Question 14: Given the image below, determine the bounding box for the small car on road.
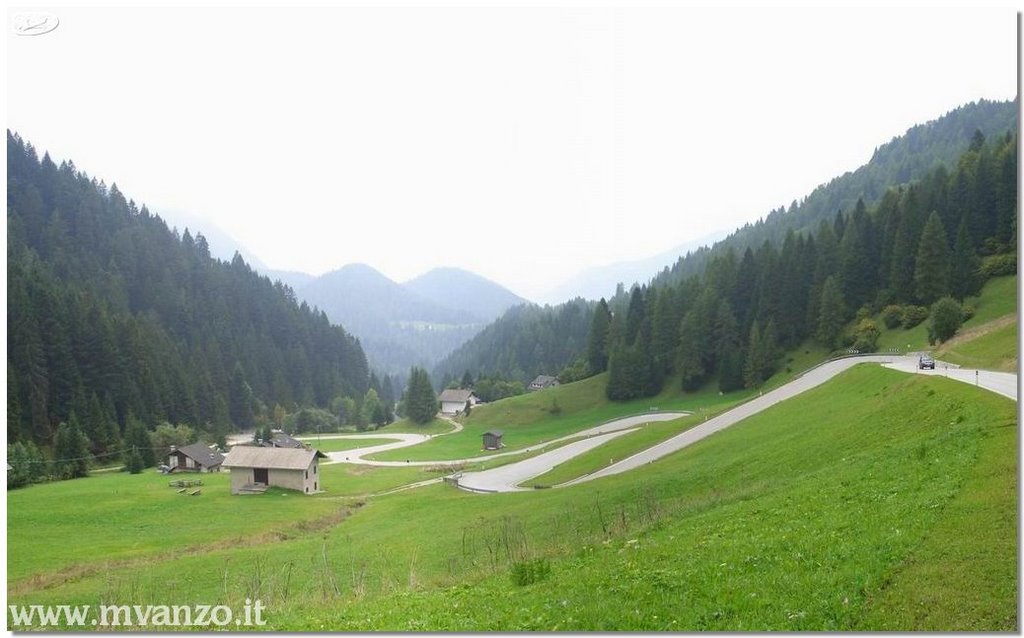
[918,354,936,370]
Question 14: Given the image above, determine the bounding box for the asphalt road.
[560,354,1017,488]
[277,355,1015,494]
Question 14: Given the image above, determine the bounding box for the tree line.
[591,129,1016,400]
[6,131,372,466]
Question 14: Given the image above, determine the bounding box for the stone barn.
[221,446,327,495]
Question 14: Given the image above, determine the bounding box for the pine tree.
[816,276,846,350]
[586,299,612,374]
[405,367,437,424]
[949,217,981,301]
[124,414,156,468]
[914,211,951,305]
[53,417,91,479]
[125,447,145,474]
[743,322,764,389]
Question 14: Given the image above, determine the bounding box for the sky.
[6,4,1019,300]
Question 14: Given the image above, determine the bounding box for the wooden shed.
[482,430,504,451]
[221,446,327,495]
[168,442,225,473]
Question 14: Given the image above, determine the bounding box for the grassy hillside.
[876,275,1016,354]
[8,365,1016,631]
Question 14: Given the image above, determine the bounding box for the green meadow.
[8,364,1016,631]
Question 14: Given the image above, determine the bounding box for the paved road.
[560,355,1017,488]
[881,358,1017,401]
[321,411,688,468]
[456,414,688,492]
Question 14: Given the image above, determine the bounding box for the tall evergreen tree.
[950,217,981,301]
[914,211,951,305]
[586,299,612,375]
[816,276,846,350]
[405,367,437,425]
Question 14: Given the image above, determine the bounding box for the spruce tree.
[949,217,981,301]
[405,367,437,424]
[816,276,846,350]
[586,299,612,374]
[914,211,951,305]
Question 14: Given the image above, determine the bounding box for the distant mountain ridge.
[285,263,528,377]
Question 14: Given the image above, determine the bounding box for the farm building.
[267,432,308,449]
[528,375,560,391]
[482,430,504,450]
[168,443,225,472]
[221,447,327,495]
[438,389,479,415]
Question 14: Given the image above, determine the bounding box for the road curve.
[321,411,688,468]
[560,355,1017,488]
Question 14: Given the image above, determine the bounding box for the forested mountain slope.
[654,98,1018,287]
[438,99,1017,389]
[6,132,370,452]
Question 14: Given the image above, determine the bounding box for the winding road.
[275,355,1015,495]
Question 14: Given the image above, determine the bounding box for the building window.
[305,470,308,479]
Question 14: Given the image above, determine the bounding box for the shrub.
[852,318,881,353]
[901,305,929,329]
[880,305,904,329]
[510,558,551,586]
[980,253,1016,278]
[961,303,976,322]
[929,297,963,344]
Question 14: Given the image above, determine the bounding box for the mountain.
[154,206,269,269]
[440,98,1018,386]
[264,269,316,292]
[299,263,478,331]
[6,131,370,450]
[403,267,528,321]
[290,264,526,377]
[536,230,730,304]
[655,98,1019,288]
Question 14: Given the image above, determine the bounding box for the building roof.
[529,375,558,386]
[270,432,308,449]
[483,430,503,437]
[222,446,326,470]
[438,388,476,403]
[176,442,225,467]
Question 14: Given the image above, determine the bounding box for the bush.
[980,253,1016,278]
[880,305,904,329]
[852,318,881,352]
[901,305,929,329]
[510,558,551,586]
[929,297,964,344]
[961,303,976,322]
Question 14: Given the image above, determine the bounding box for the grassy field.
[936,315,1017,372]
[523,412,705,487]
[876,275,1016,354]
[8,365,1016,631]
[305,437,397,453]
[368,371,757,462]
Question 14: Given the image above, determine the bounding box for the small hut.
[482,430,504,450]
[168,443,225,472]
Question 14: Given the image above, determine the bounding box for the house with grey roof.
[168,442,225,472]
[528,375,560,391]
[221,446,326,495]
[438,388,478,415]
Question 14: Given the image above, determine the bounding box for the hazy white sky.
[6,4,1019,299]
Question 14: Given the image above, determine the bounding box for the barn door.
[253,467,269,484]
